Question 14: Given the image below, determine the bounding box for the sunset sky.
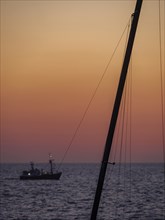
[1,0,165,163]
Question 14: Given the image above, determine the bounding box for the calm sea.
[0,163,165,220]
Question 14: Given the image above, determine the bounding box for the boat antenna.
[30,162,34,171]
[49,153,54,174]
[90,0,143,219]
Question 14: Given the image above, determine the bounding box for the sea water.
[0,163,165,220]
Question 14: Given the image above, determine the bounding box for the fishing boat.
[20,157,62,180]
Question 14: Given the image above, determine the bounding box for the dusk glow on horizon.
[1,0,165,163]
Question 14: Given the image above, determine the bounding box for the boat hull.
[20,172,62,180]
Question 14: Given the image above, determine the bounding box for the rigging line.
[122,11,132,165]
[109,25,131,219]
[164,0,165,124]
[124,77,130,195]
[109,98,124,186]
[121,19,132,218]
[108,20,131,182]
[108,20,131,184]
[113,107,123,219]
[119,83,127,218]
[110,104,124,220]
[112,76,130,219]
[112,94,125,164]
[114,87,127,220]
[159,0,165,218]
[159,0,165,149]
[124,16,132,182]
[125,54,133,216]
[124,18,133,207]
[118,52,133,219]
[109,16,131,162]
[129,52,133,205]
[116,54,133,217]
[58,17,132,169]
[114,72,129,219]
[107,89,129,199]
[114,18,132,218]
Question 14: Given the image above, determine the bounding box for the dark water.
[0,163,165,220]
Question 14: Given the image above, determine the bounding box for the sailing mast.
[90,0,143,219]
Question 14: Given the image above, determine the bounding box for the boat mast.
[49,159,53,174]
[90,0,143,219]
[49,154,53,174]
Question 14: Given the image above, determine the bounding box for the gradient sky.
[1,0,165,163]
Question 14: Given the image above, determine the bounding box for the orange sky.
[1,0,165,163]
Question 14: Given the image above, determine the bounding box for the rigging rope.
[109,18,131,168]
[114,55,133,220]
[58,17,132,169]
[114,80,129,219]
[159,0,165,150]
[111,19,132,219]
[158,0,165,218]
[129,52,133,206]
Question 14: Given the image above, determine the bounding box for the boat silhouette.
[20,156,62,180]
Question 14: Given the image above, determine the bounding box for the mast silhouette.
[90,0,143,219]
